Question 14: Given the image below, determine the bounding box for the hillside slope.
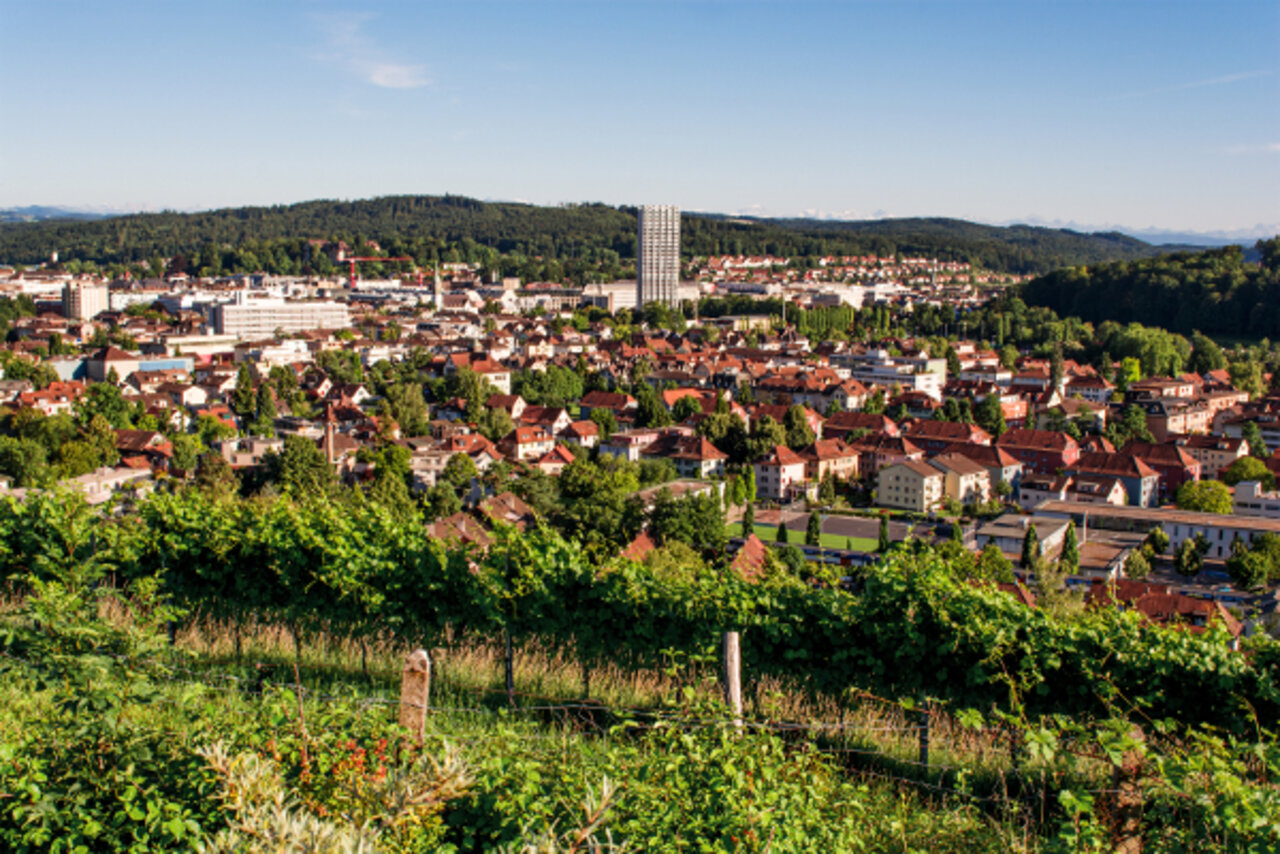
[0,195,1188,275]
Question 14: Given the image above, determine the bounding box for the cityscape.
[0,1,1277,851]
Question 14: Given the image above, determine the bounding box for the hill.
[1019,240,1280,339]
[0,194,1187,276]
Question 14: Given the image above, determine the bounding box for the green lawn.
[727,523,880,552]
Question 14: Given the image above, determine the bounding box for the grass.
[727,522,880,551]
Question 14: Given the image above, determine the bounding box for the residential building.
[876,459,944,512]
[801,438,860,483]
[1067,452,1160,508]
[1174,434,1248,479]
[637,204,680,308]
[929,453,991,505]
[753,444,810,502]
[995,428,1081,475]
[62,280,109,321]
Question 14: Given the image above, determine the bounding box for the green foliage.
[1022,245,1280,339]
[1222,455,1276,490]
[1021,523,1041,569]
[1175,480,1233,515]
[805,511,822,546]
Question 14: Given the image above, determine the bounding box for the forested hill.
[0,194,1189,276]
[1019,240,1280,339]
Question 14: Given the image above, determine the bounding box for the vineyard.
[1,487,1278,851]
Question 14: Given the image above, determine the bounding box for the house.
[477,491,538,530]
[801,438,860,483]
[1086,579,1243,647]
[498,426,556,461]
[1173,434,1248,480]
[995,429,1081,475]
[535,443,577,476]
[901,419,991,455]
[562,420,599,448]
[1067,452,1160,508]
[520,405,574,436]
[941,442,1024,495]
[753,445,811,502]
[848,433,925,478]
[1121,442,1201,499]
[1018,473,1127,511]
[486,394,527,421]
[729,533,770,582]
[876,459,945,512]
[657,435,728,480]
[426,511,493,549]
[929,453,991,506]
[822,411,899,439]
[69,465,154,505]
[580,390,638,420]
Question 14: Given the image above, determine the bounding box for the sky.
[2,0,1278,237]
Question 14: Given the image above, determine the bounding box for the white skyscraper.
[636,204,680,309]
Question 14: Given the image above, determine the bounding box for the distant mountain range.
[0,206,118,224]
[0,195,1269,275]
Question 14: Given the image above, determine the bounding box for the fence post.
[721,631,742,729]
[1110,725,1145,854]
[399,648,431,744]
[917,706,930,769]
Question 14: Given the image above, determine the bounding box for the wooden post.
[917,706,930,769]
[504,629,515,708]
[399,648,431,744]
[722,631,742,729]
[1109,725,1145,854]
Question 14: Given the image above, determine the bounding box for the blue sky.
[2,0,1277,236]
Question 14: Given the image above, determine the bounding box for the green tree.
[441,453,478,491]
[1145,526,1170,555]
[975,542,1015,583]
[193,450,238,497]
[1059,521,1079,573]
[878,515,890,553]
[250,383,277,436]
[974,394,1006,437]
[169,433,204,473]
[783,405,816,450]
[589,407,617,440]
[1241,421,1268,459]
[1173,534,1209,578]
[776,519,789,544]
[741,501,754,537]
[1175,480,1233,514]
[1124,548,1151,579]
[232,363,256,418]
[1221,456,1276,490]
[1021,523,1041,569]
[1187,331,1227,374]
[805,511,822,546]
[272,435,338,498]
[671,395,701,422]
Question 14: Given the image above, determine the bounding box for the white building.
[1233,481,1280,519]
[637,204,680,308]
[211,293,351,338]
[63,280,110,320]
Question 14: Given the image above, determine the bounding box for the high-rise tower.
[636,204,680,309]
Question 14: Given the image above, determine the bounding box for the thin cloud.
[1223,142,1280,155]
[1102,69,1271,102]
[312,12,429,89]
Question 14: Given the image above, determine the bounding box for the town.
[0,206,1275,650]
